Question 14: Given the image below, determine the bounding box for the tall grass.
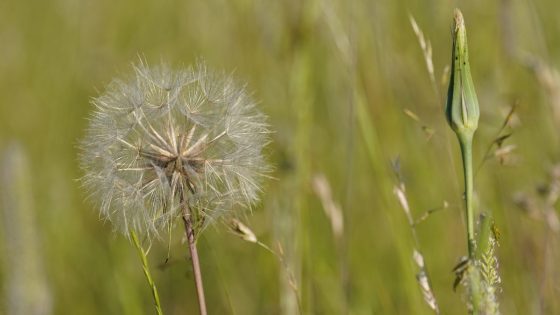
[1,0,560,314]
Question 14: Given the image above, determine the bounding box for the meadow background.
[1,0,560,314]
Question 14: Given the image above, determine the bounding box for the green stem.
[459,133,481,315]
[130,230,164,315]
[459,133,476,259]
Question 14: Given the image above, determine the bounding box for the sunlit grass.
[1,0,560,314]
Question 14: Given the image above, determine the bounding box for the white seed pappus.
[79,61,270,238]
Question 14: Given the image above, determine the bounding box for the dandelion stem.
[459,133,476,259]
[130,230,164,315]
[182,205,207,315]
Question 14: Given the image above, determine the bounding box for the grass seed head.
[229,218,258,243]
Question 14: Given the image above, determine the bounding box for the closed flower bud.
[445,9,479,140]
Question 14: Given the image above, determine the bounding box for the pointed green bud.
[445,9,479,140]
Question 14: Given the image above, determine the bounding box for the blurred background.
[1,0,560,314]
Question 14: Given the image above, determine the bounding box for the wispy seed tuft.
[79,60,271,239]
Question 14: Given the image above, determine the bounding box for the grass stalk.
[130,230,164,315]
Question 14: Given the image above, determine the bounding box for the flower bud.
[445,9,479,139]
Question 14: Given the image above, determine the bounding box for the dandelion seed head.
[79,61,271,239]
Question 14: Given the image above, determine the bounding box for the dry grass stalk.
[311,174,344,239]
[228,219,302,314]
[513,164,560,312]
[393,172,440,314]
[514,164,560,232]
[521,54,560,126]
[409,14,439,102]
[413,250,440,314]
[403,108,436,141]
[1,145,52,315]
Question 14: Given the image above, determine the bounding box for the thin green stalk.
[130,230,164,315]
[459,133,476,259]
[459,133,482,315]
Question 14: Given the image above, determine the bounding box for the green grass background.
[1,0,560,314]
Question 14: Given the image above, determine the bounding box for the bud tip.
[453,9,464,33]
